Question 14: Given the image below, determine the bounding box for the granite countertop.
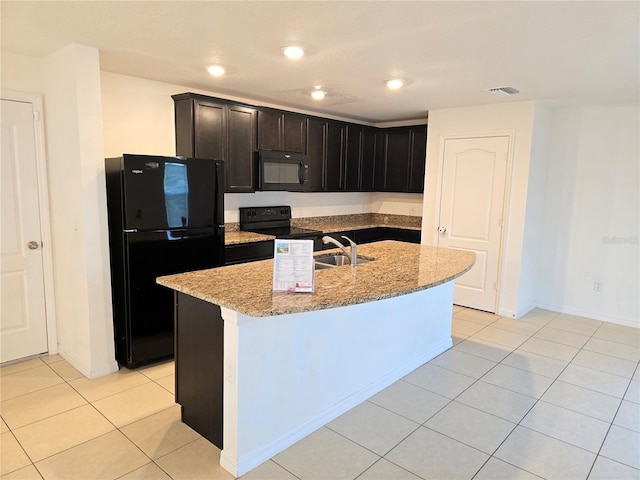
[224,213,422,245]
[158,240,475,317]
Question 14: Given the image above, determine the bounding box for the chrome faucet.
[322,235,358,266]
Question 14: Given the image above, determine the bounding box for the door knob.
[27,241,40,250]
[438,227,447,235]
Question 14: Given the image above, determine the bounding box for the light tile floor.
[1,308,639,479]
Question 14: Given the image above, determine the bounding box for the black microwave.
[258,151,309,191]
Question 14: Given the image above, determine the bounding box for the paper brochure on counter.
[272,239,315,292]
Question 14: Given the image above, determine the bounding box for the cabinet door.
[194,100,225,160]
[361,127,377,191]
[374,132,386,191]
[225,240,274,265]
[385,227,421,243]
[345,125,362,191]
[175,293,223,448]
[227,105,257,192]
[283,113,307,153]
[353,228,381,244]
[173,97,196,157]
[258,110,307,153]
[384,128,411,192]
[408,126,427,193]
[257,110,282,151]
[306,118,326,191]
[325,122,346,191]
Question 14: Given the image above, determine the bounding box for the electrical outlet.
[593,280,602,292]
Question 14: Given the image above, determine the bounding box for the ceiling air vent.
[488,86,520,96]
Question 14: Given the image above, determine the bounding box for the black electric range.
[239,206,323,250]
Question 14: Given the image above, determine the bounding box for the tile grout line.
[352,310,548,479]
[452,309,633,479]
[483,322,620,479]
[3,360,186,480]
[585,360,640,477]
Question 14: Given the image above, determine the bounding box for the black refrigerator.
[105,154,225,368]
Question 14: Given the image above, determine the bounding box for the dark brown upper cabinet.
[361,128,377,191]
[173,92,425,194]
[408,125,427,193]
[172,93,256,193]
[258,109,306,153]
[226,105,257,193]
[305,117,327,192]
[345,125,377,191]
[183,98,226,160]
[324,121,347,191]
[375,125,427,193]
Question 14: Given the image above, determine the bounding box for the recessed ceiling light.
[283,46,304,59]
[207,65,225,76]
[311,90,326,100]
[385,79,404,90]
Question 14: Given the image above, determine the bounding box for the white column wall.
[517,104,552,315]
[43,45,117,377]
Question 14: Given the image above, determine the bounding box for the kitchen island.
[157,241,474,477]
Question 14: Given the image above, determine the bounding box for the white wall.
[517,104,552,314]
[43,45,117,377]
[0,51,44,93]
[423,100,639,326]
[539,103,639,327]
[100,72,423,222]
[3,49,117,376]
[421,101,538,318]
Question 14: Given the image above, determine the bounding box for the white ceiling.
[2,1,638,123]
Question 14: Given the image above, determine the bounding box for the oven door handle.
[298,161,304,184]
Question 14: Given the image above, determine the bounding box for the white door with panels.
[1,98,49,363]
[437,136,510,313]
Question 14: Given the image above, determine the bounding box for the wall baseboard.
[57,348,119,379]
[536,302,639,328]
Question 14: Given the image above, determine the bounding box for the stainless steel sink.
[314,254,373,268]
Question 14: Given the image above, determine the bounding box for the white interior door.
[1,99,49,363]
[437,136,509,313]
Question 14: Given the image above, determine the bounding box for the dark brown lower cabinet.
[175,293,224,449]
[321,228,420,248]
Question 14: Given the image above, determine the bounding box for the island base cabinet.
[175,292,224,449]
